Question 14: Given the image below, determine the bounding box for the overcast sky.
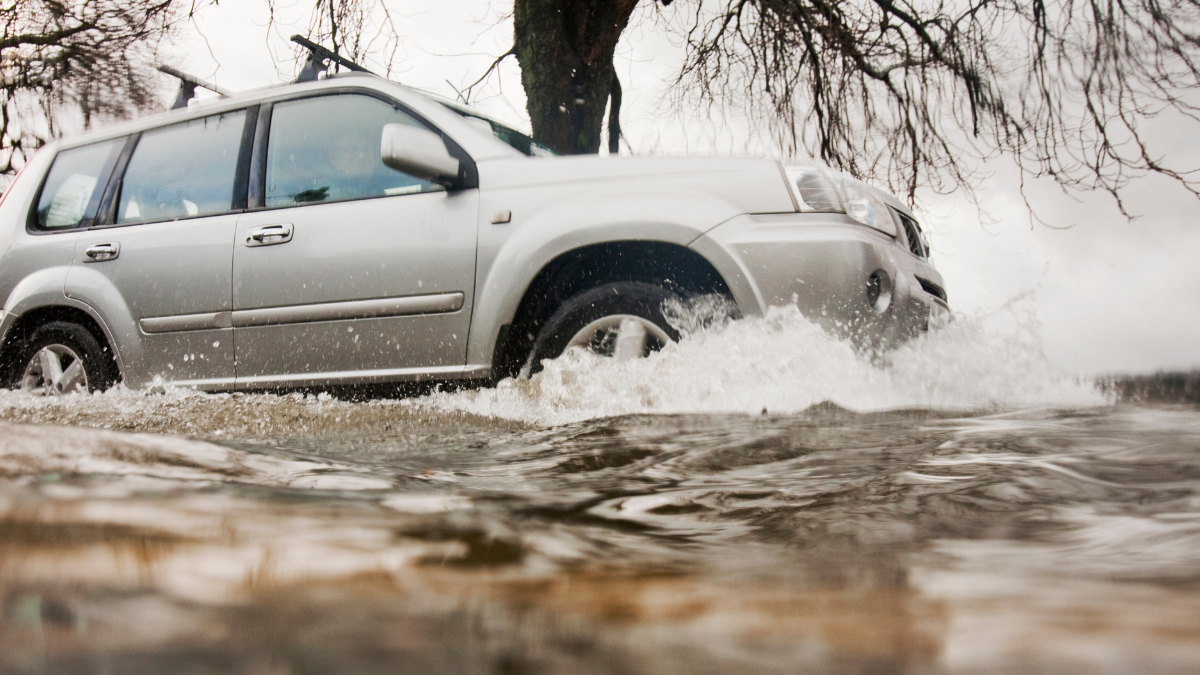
[167,0,1200,375]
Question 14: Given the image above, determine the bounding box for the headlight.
[782,164,900,238]
[841,182,899,237]
[783,166,843,212]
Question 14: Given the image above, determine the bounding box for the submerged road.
[0,313,1196,674]
[1,387,1198,674]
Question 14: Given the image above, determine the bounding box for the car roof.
[44,72,522,162]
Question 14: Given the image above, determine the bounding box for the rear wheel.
[525,282,682,374]
[8,321,116,395]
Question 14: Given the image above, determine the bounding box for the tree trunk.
[513,0,638,155]
[608,74,622,154]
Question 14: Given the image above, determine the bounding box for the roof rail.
[158,65,233,110]
[291,35,376,82]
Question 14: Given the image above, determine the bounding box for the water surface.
[1,310,1196,674]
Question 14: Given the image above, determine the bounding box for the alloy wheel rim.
[565,315,672,361]
[21,344,88,396]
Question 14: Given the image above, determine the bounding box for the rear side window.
[265,94,438,207]
[117,110,247,224]
[34,139,123,230]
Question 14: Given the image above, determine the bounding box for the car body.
[0,72,947,394]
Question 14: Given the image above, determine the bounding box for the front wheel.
[8,321,116,395]
[525,282,682,374]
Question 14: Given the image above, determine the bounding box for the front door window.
[265,94,438,207]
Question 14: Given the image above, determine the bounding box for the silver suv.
[0,71,947,395]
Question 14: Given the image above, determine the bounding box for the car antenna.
[158,65,233,110]
[291,35,376,82]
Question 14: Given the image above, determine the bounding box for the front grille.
[917,276,948,304]
[895,212,928,259]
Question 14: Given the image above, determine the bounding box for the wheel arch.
[1,304,122,384]
[488,240,734,379]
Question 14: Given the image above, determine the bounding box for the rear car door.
[65,108,254,388]
[4,138,124,326]
[231,93,478,388]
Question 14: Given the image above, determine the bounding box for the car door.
[65,108,254,388]
[232,93,478,388]
[5,137,123,328]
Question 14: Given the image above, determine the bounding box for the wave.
[417,304,1106,425]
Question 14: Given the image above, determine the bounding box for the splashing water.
[0,303,1103,434]
[0,303,1195,673]
[419,305,1106,426]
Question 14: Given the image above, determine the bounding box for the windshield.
[438,101,555,157]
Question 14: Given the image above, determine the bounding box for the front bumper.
[690,213,948,348]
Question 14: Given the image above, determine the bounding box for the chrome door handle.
[246,223,293,247]
[83,243,120,262]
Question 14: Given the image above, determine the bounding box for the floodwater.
[1,306,1198,674]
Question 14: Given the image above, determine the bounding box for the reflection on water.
[2,400,1199,674]
[0,311,1195,673]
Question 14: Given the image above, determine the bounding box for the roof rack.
[158,65,233,110]
[291,35,377,82]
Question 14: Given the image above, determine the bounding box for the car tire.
[8,321,117,395]
[525,282,683,375]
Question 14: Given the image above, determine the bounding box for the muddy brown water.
[0,382,1197,674]
[0,308,1195,674]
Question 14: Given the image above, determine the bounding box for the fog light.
[867,270,892,313]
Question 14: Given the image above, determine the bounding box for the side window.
[265,94,438,207]
[117,110,247,224]
[33,139,123,230]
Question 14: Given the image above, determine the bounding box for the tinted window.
[448,107,554,157]
[34,139,123,230]
[117,110,246,224]
[266,94,438,207]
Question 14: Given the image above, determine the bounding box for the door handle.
[83,243,120,262]
[245,223,293,247]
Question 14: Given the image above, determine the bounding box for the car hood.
[475,155,798,216]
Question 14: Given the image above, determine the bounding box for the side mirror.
[380,124,460,187]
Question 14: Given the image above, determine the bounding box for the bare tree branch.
[0,0,200,177]
[670,0,1200,212]
[272,0,396,73]
[461,47,516,103]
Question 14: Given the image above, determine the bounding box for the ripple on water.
[0,310,1193,673]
